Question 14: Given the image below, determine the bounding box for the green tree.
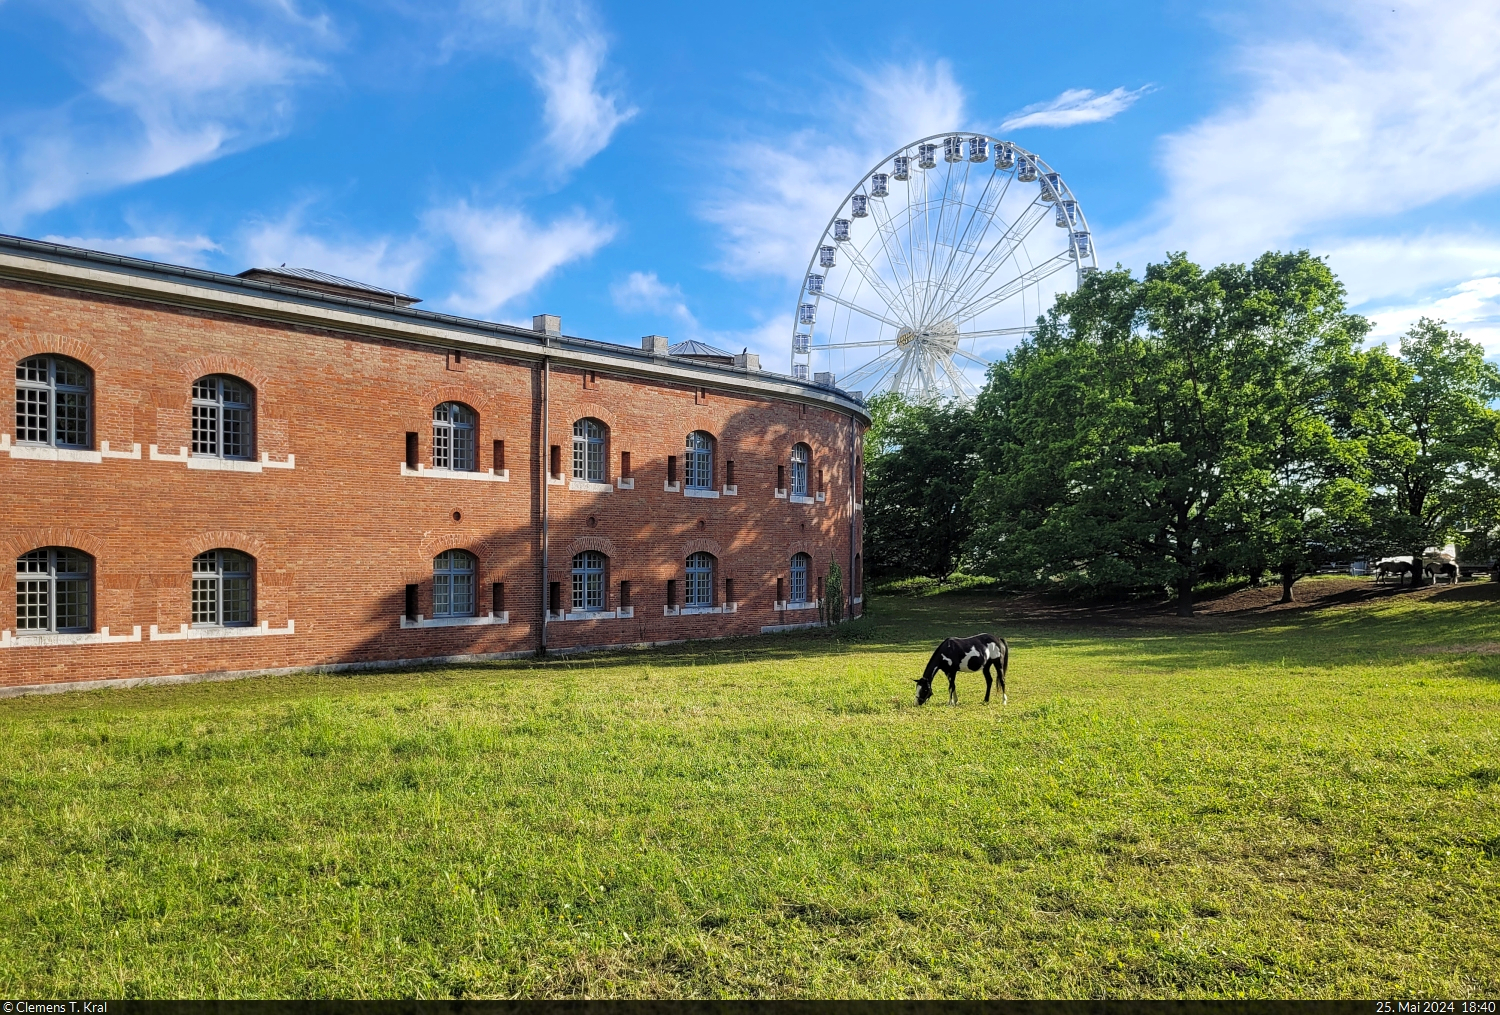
[1346,318,1500,584]
[862,393,978,578]
[968,251,1364,613]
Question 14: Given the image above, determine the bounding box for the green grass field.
[1,583,1497,998]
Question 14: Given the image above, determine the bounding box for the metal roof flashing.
[0,233,869,422]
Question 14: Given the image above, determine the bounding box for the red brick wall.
[0,280,865,690]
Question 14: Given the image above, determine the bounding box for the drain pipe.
[539,353,551,656]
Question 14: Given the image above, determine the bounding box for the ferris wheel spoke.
[817,338,901,350]
[954,325,1034,340]
[840,242,910,328]
[962,252,1076,321]
[815,290,906,330]
[953,348,994,368]
[934,200,1051,321]
[838,345,903,388]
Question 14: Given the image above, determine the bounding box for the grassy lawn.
[1,583,1497,998]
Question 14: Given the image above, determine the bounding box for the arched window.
[790,552,811,604]
[16,355,91,449]
[790,443,811,496]
[192,375,254,460]
[16,547,92,633]
[685,431,714,490]
[571,550,606,611]
[686,551,714,606]
[433,402,476,471]
[433,550,476,618]
[191,549,254,627]
[572,419,606,482]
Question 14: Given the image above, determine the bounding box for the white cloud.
[1321,232,1500,306]
[1364,275,1500,353]
[427,200,614,315]
[452,0,634,172]
[610,271,696,327]
[240,208,429,295]
[1120,2,1500,266]
[40,231,221,266]
[0,0,326,226]
[1000,87,1148,131]
[701,60,967,282]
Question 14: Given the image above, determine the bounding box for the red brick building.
[0,236,867,695]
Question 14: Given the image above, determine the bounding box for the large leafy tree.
[1345,318,1500,583]
[862,393,979,578]
[968,251,1363,613]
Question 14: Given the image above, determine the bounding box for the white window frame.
[790,553,811,604]
[686,551,714,607]
[191,375,254,460]
[16,355,91,450]
[571,551,606,611]
[192,549,255,627]
[15,547,92,634]
[573,419,606,482]
[433,549,477,618]
[790,443,811,497]
[685,431,714,490]
[433,402,476,472]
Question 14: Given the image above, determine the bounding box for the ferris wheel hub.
[896,320,958,352]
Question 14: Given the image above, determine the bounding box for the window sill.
[568,478,614,493]
[855,502,863,512]
[722,485,737,496]
[1,435,143,462]
[1,626,143,648]
[548,473,566,486]
[148,620,295,641]
[816,491,826,502]
[663,603,737,616]
[852,596,863,605]
[663,481,680,493]
[789,494,815,505]
[400,612,508,629]
[774,600,819,612]
[149,446,295,471]
[401,464,508,482]
[616,477,635,489]
[553,606,633,621]
[775,488,787,499]
[684,487,719,499]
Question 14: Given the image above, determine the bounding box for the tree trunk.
[1175,574,1195,617]
[1411,546,1426,586]
[1280,566,1297,603]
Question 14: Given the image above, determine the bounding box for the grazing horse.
[1375,560,1412,585]
[915,634,1008,706]
[1426,561,1459,584]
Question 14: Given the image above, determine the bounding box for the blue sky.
[3,0,1499,373]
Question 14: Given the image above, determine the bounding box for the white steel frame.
[792,133,1098,402]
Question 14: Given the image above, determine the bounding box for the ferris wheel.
[791,133,1097,401]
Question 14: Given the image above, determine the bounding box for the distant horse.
[915,634,1008,706]
[1375,560,1412,585]
[1426,561,1459,584]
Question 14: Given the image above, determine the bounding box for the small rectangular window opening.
[725,578,734,604]
[777,464,785,489]
[492,582,505,613]
[777,577,785,602]
[667,579,677,608]
[667,455,677,484]
[494,440,505,471]
[726,459,735,485]
[549,582,561,615]
[404,583,418,621]
[619,580,631,607]
[550,444,562,479]
[621,451,632,477]
[405,432,419,470]
[817,467,825,493]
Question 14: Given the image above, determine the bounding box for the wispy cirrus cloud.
[451,0,635,172]
[610,271,697,329]
[1000,86,1149,131]
[0,0,329,227]
[426,200,615,315]
[40,230,222,266]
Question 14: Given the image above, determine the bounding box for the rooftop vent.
[641,335,669,355]
[668,339,734,365]
[532,314,561,336]
[236,266,420,307]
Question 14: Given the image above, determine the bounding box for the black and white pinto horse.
[915,634,1008,706]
